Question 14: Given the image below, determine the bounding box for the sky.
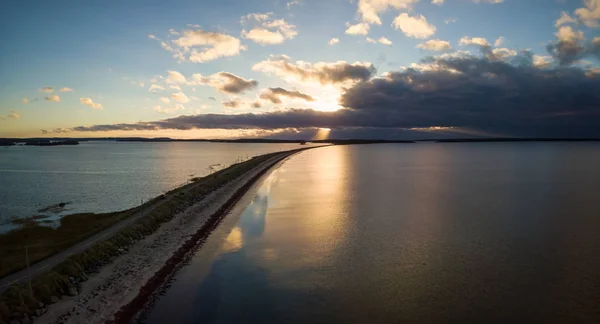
[1,0,599,139]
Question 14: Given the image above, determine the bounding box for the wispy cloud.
[241,12,298,45]
[259,87,315,103]
[417,39,452,51]
[59,87,74,92]
[329,38,340,45]
[40,87,54,93]
[253,55,376,86]
[0,111,20,121]
[151,28,247,63]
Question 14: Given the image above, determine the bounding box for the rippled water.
[0,141,308,227]
[144,143,600,323]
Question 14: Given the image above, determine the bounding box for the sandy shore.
[34,150,302,324]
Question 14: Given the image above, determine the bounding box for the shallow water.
[0,141,310,228]
[144,143,600,323]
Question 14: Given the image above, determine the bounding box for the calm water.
[144,143,600,324]
[0,141,309,227]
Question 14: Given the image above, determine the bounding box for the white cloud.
[459,36,490,46]
[555,26,584,41]
[166,70,187,84]
[329,38,340,45]
[40,87,54,93]
[80,97,103,109]
[160,97,170,104]
[59,87,74,92]
[153,104,185,114]
[171,92,191,103]
[45,95,60,102]
[366,37,377,43]
[22,98,29,104]
[432,0,444,5]
[379,37,393,45]
[494,36,504,47]
[345,22,370,35]
[154,28,247,63]
[170,84,182,91]
[574,0,600,27]
[444,18,457,24]
[148,84,165,92]
[392,13,436,39]
[555,11,577,28]
[241,13,297,45]
[491,47,517,59]
[357,0,419,25]
[417,39,452,51]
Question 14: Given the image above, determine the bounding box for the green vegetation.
[0,150,299,323]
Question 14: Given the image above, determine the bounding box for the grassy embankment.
[0,150,297,323]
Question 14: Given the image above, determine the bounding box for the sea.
[142,143,600,323]
[0,141,311,230]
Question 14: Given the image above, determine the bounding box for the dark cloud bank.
[70,53,600,138]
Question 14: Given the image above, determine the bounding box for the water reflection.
[144,143,600,324]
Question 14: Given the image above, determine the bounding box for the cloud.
[444,18,457,24]
[379,37,393,45]
[366,37,377,43]
[189,72,258,94]
[459,36,489,47]
[392,13,436,39]
[574,0,600,28]
[171,92,191,103]
[546,28,600,66]
[154,104,185,114]
[59,87,74,92]
[287,0,302,8]
[494,36,504,47]
[556,26,584,42]
[166,70,187,84]
[357,0,419,25]
[417,39,452,51]
[253,55,377,86]
[153,28,247,63]
[329,38,340,45]
[148,84,165,92]
[222,99,262,109]
[40,87,54,93]
[80,97,103,109]
[160,97,170,104]
[345,22,370,35]
[432,0,444,5]
[0,111,20,121]
[472,0,504,3]
[45,95,60,102]
[241,12,297,45]
[22,98,29,104]
[555,11,577,27]
[259,87,316,103]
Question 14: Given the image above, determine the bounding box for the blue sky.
[1,0,599,138]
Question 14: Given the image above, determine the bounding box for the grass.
[0,149,300,322]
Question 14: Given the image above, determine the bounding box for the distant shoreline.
[2,137,600,146]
